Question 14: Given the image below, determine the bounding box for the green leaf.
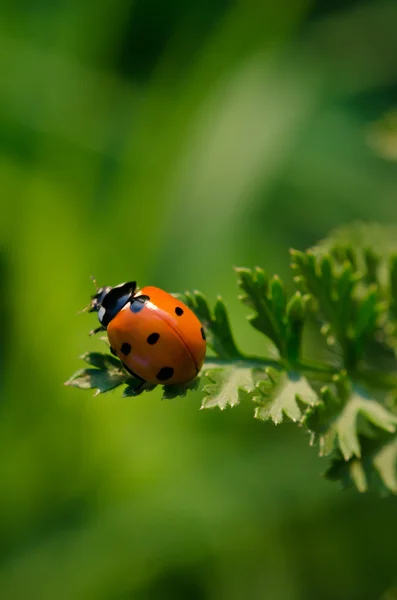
[285,292,310,362]
[304,374,397,460]
[390,254,397,318]
[235,267,309,361]
[123,380,157,397]
[363,247,381,286]
[368,108,397,162]
[291,250,355,340]
[312,222,397,291]
[66,351,203,399]
[291,249,385,369]
[349,459,368,493]
[162,377,201,400]
[236,267,286,356]
[380,585,397,600]
[373,436,397,493]
[65,352,131,395]
[387,254,397,342]
[252,367,319,424]
[325,435,397,494]
[325,456,368,493]
[79,351,121,370]
[313,222,397,261]
[179,291,243,359]
[200,365,264,410]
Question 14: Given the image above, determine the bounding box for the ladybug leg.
[122,362,145,383]
[122,362,147,393]
[89,325,106,336]
[131,379,146,393]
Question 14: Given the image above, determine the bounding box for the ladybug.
[89,281,206,388]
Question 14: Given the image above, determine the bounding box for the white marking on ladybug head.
[98,306,106,323]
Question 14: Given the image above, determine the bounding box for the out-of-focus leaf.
[325,435,397,495]
[387,254,397,345]
[367,109,397,162]
[304,373,397,460]
[291,249,385,368]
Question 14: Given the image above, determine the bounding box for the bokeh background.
[1,0,397,598]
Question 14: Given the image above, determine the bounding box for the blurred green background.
[1,0,397,598]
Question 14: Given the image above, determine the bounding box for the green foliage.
[235,267,310,362]
[67,223,397,495]
[201,365,265,410]
[304,372,397,460]
[179,290,244,360]
[291,249,385,368]
[65,352,188,399]
[368,108,397,162]
[65,352,131,394]
[252,368,319,424]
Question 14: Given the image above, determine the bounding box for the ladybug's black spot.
[147,332,160,345]
[201,327,206,341]
[130,295,150,313]
[120,342,131,356]
[110,346,117,356]
[175,306,184,316]
[156,367,174,382]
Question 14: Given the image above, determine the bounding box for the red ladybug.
[89,281,206,387]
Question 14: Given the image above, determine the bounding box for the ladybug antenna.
[77,303,91,315]
[77,276,100,314]
[77,303,92,315]
[90,275,98,291]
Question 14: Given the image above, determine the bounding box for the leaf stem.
[203,355,281,370]
[204,355,397,392]
[204,355,339,376]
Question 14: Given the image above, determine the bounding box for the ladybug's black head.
[89,286,111,316]
[89,281,136,327]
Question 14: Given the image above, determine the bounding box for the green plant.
[66,223,397,495]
